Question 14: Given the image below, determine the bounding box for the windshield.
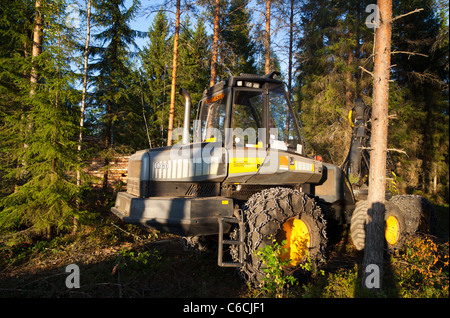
[268,85,303,153]
[199,83,304,154]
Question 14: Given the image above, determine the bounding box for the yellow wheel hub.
[385,215,400,245]
[277,218,310,266]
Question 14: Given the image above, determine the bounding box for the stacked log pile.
[85,156,129,188]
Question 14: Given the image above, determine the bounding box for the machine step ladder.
[217,215,245,267]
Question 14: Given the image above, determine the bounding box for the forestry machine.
[111,72,436,286]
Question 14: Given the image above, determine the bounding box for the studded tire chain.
[389,195,437,235]
[230,187,328,287]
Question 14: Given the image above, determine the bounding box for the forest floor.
[0,203,448,299]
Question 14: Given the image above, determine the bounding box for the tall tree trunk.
[30,0,42,97]
[345,37,354,111]
[75,0,92,234]
[210,0,220,87]
[167,0,181,146]
[285,0,295,136]
[30,0,45,237]
[355,1,362,98]
[264,0,271,74]
[77,0,91,187]
[287,0,294,99]
[103,11,119,191]
[20,0,43,186]
[362,0,392,292]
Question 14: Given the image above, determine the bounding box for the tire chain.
[230,187,327,286]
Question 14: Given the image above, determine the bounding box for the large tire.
[350,201,369,251]
[235,187,327,287]
[350,200,407,251]
[389,195,437,235]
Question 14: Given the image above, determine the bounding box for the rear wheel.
[234,187,327,287]
[350,200,407,252]
[389,195,436,235]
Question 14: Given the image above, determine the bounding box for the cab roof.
[202,71,283,99]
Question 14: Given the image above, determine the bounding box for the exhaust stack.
[179,88,191,145]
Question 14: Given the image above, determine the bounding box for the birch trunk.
[74,0,92,234]
[30,0,42,97]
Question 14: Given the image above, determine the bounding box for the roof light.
[236,80,261,88]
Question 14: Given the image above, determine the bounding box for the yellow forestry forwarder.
[111,72,436,286]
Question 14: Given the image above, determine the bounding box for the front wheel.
[234,187,327,287]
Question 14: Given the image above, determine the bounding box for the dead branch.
[359,66,374,77]
[387,148,408,157]
[407,70,448,90]
[392,50,429,58]
[388,114,398,120]
[0,227,38,242]
[392,8,424,22]
[111,222,143,241]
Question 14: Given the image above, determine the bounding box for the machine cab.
[196,72,322,186]
[197,72,307,155]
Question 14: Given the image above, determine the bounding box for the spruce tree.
[178,17,210,120]
[295,0,373,163]
[0,0,82,236]
[140,8,172,147]
[89,0,144,188]
[388,0,449,197]
[221,0,257,76]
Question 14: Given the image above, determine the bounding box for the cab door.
[225,88,268,183]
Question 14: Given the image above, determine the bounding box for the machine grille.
[185,183,217,196]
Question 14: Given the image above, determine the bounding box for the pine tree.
[362,0,393,293]
[167,0,182,146]
[295,0,448,200]
[210,0,220,86]
[264,0,271,74]
[186,17,211,105]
